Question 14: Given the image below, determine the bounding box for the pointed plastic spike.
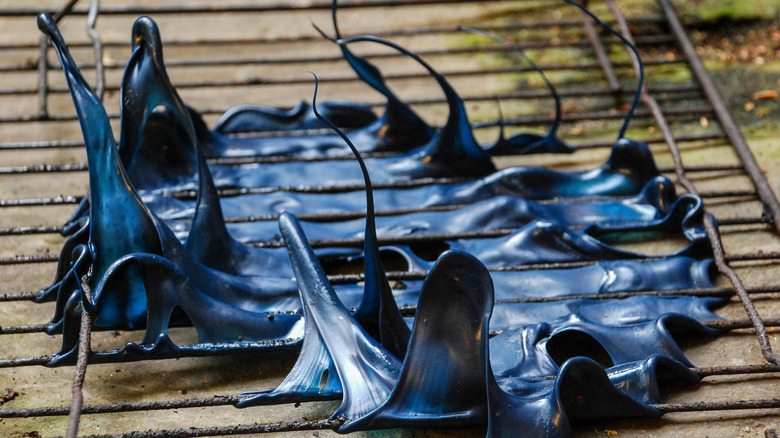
[236,283,342,407]
[329,34,496,179]
[119,16,199,192]
[124,17,293,278]
[342,250,493,432]
[310,75,410,358]
[278,212,401,421]
[324,0,434,153]
[563,0,644,141]
[459,26,575,156]
[38,12,163,329]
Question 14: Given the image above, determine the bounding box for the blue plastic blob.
[213,100,377,134]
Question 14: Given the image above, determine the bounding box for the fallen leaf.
[753,90,778,101]
[1,388,18,406]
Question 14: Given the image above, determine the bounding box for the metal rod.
[4,315,780,370]
[65,282,93,438]
[0,163,88,175]
[2,362,780,419]
[86,0,104,101]
[0,254,59,265]
[0,0,558,17]
[0,195,82,207]
[0,323,51,334]
[0,170,747,208]
[0,396,243,418]
[2,278,780,313]
[0,58,687,96]
[37,32,49,119]
[581,0,623,100]
[0,291,43,302]
[0,82,703,127]
[36,0,80,118]
[654,398,780,414]
[0,225,65,236]
[0,15,667,51]
[696,363,780,378]
[17,34,676,74]
[60,419,344,438]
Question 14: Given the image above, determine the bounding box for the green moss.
[677,0,780,21]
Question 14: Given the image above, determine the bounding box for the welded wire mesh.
[0,0,778,436]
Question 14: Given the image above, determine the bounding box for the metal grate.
[1,0,779,436]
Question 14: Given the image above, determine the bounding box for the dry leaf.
[753,90,778,101]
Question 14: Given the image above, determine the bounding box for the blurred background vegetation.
[679,0,779,137]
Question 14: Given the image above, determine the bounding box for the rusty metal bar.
[4,316,780,370]
[0,0,541,17]
[0,82,703,127]
[12,34,676,74]
[0,131,723,151]
[68,419,344,438]
[65,283,93,438]
[0,195,82,207]
[64,5,103,429]
[581,0,623,100]
[0,57,688,97]
[0,177,746,211]
[2,364,780,419]
[0,291,42,302]
[0,254,59,265]
[86,0,104,101]
[0,16,667,51]
[654,398,780,414]
[36,0,81,118]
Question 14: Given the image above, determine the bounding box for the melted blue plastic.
[36,10,728,438]
[239,218,689,435]
[212,100,377,134]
